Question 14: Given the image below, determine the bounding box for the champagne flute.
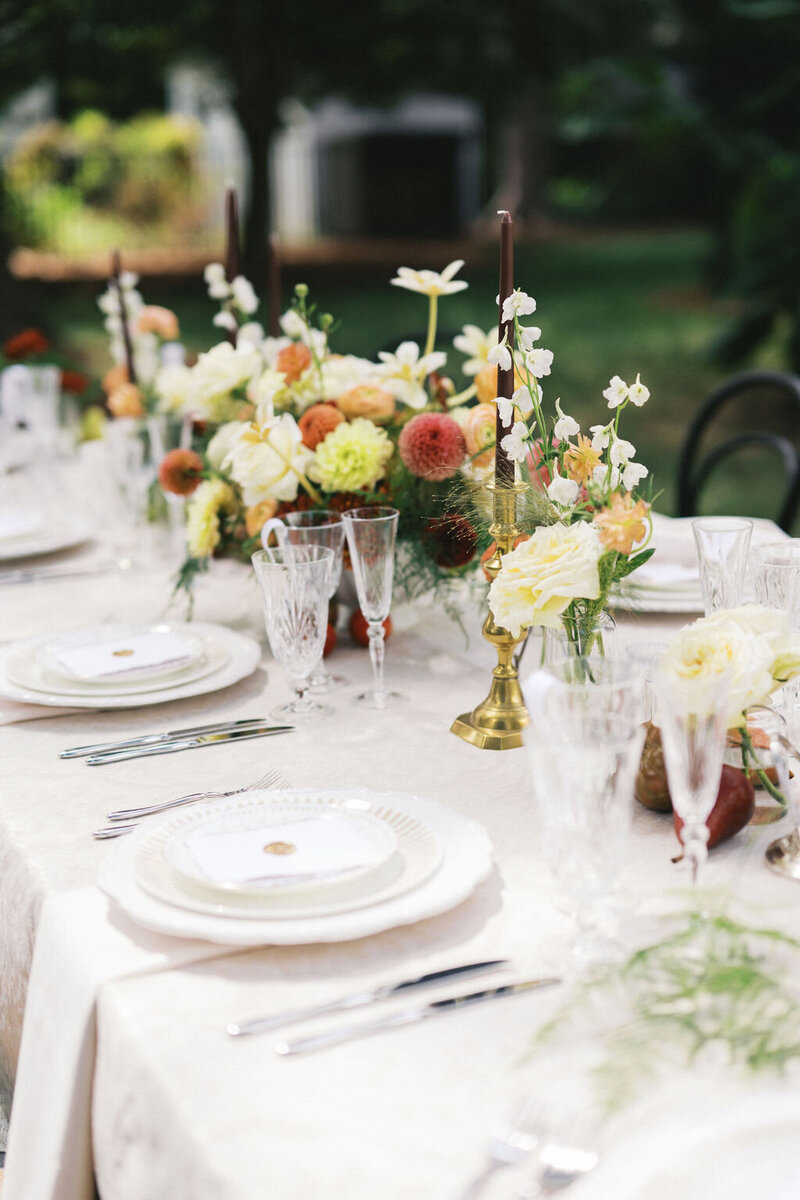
[342,506,404,709]
[252,545,336,721]
[261,510,346,690]
[655,664,732,885]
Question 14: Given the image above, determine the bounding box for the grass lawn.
[36,225,798,532]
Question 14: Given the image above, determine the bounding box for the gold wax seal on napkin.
[112,649,135,657]
[263,841,296,856]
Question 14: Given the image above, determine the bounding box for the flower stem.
[424,295,438,360]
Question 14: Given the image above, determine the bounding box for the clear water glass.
[655,665,731,884]
[252,545,336,721]
[261,510,346,691]
[692,517,752,615]
[342,506,404,709]
[625,640,669,723]
[751,540,800,742]
[523,657,646,964]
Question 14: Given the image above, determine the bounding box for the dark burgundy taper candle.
[495,210,515,487]
[223,187,240,344]
[111,249,137,386]
[268,233,281,338]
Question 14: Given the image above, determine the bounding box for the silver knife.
[0,563,116,586]
[274,977,561,1056]
[86,724,294,765]
[227,959,509,1038]
[62,717,280,759]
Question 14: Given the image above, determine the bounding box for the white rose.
[488,522,603,637]
[225,414,315,505]
[186,342,263,418]
[661,604,796,723]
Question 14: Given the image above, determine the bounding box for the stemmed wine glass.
[342,506,404,709]
[522,656,646,965]
[655,664,732,885]
[261,510,346,690]
[251,545,336,721]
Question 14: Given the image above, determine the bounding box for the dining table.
[1,450,799,1200]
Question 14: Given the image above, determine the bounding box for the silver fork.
[518,1142,599,1197]
[457,1099,543,1200]
[91,767,290,839]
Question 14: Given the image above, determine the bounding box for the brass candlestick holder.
[451,481,530,750]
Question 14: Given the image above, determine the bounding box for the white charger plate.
[137,790,441,917]
[610,586,704,614]
[0,621,261,709]
[99,787,492,945]
[4,637,230,697]
[36,622,205,684]
[577,1090,800,1200]
[0,513,93,561]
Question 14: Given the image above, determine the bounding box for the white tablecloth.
[1,467,799,1200]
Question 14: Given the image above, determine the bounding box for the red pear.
[673,764,755,850]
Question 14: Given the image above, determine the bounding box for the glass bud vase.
[543,609,616,663]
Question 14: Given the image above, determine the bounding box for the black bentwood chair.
[677,370,800,533]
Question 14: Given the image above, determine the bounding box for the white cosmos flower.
[452,324,499,375]
[376,341,446,409]
[590,424,612,452]
[231,275,259,315]
[609,437,636,467]
[501,420,529,463]
[517,325,542,352]
[622,461,649,490]
[487,335,512,372]
[553,399,580,441]
[525,348,554,378]
[603,375,629,409]
[390,259,468,297]
[628,373,650,407]
[494,395,514,426]
[501,289,537,323]
[511,385,533,416]
[546,463,580,508]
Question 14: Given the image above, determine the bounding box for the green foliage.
[5,109,203,253]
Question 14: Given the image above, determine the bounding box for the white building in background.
[0,81,56,158]
[167,65,483,242]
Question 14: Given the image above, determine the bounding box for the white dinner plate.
[135,789,441,917]
[577,1090,800,1200]
[0,513,93,561]
[99,787,493,945]
[610,585,704,614]
[4,635,230,697]
[0,508,45,542]
[0,621,261,709]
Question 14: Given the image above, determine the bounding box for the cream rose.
[154,364,193,415]
[225,414,315,505]
[186,342,263,419]
[206,421,245,470]
[488,521,603,637]
[661,604,800,724]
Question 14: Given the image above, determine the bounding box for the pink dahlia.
[398,413,466,482]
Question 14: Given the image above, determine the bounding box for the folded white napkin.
[627,562,700,591]
[49,631,194,680]
[182,815,387,887]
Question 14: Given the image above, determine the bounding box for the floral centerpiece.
[151,256,524,610]
[484,286,654,655]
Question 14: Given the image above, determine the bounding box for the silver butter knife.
[86,724,294,765]
[274,977,561,1056]
[62,717,279,759]
[0,563,116,586]
[227,959,509,1038]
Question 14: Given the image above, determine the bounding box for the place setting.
[0,619,262,711]
[96,782,494,946]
